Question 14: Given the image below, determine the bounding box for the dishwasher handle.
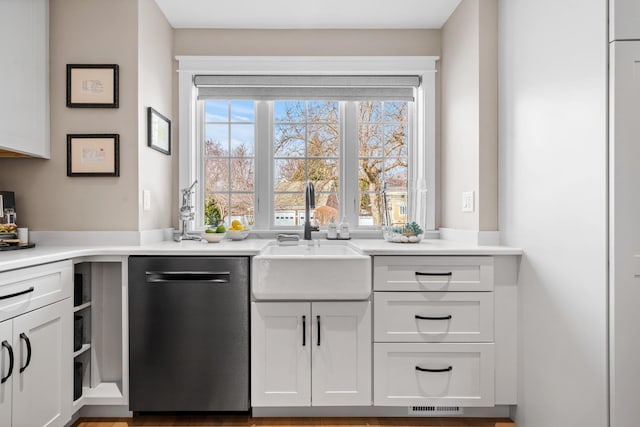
[145,271,231,283]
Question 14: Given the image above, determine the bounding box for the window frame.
[178,56,438,233]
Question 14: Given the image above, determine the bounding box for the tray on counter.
[0,242,35,252]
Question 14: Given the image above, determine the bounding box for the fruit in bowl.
[202,224,226,243]
[382,222,424,243]
[227,219,250,240]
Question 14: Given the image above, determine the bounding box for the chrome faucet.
[304,180,319,240]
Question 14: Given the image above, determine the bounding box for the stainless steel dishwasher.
[128,256,249,412]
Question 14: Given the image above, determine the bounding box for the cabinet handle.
[415,314,453,321]
[415,365,453,373]
[0,287,34,300]
[317,316,321,346]
[415,272,453,277]
[302,315,306,346]
[19,333,31,374]
[1,340,13,384]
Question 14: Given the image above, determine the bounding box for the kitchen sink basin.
[252,242,371,300]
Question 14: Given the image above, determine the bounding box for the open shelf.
[73,343,91,358]
[73,301,91,313]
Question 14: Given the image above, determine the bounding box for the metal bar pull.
[415,365,453,373]
[302,315,306,346]
[145,271,231,283]
[0,287,34,301]
[415,272,453,277]
[1,340,13,383]
[415,314,453,321]
[19,333,31,374]
[317,315,321,346]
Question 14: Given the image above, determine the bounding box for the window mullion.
[343,101,359,228]
[254,100,271,230]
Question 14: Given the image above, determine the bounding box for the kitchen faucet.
[304,180,319,240]
[174,180,201,242]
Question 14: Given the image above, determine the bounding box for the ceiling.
[153,0,462,29]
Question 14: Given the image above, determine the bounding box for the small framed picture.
[147,107,171,155]
[66,64,119,108]
[67,134,119,177]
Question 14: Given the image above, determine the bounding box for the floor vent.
[408,405,464,416]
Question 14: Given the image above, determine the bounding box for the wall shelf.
[73,301,91,313]
[73,343,91,358]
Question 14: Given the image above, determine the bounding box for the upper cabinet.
[610,0,640,41]
[0,0,49,158]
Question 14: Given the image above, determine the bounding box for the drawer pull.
[415,365,453,373]
[1,340,13,384]
[415,314,453,321]
[415,272,453,277]
[0,286,34,300]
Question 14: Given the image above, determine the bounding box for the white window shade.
[194,75,420,101]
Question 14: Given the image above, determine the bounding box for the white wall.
[499,0,608,426]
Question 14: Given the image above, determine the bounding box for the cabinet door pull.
[415,272,453,277]
[0,287,34,300]
[415,314,453,321]
[19,333,31,374]
[415,365,453,373]
[1,340,13,384]
[302,315,306,346]
[317,315,321,346]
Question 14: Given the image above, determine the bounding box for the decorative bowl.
[227,229,250,241]
[201,232,226,243]
[381,226,424,244]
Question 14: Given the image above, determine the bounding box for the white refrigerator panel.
[610,40,640,427]
[610,0,640,41]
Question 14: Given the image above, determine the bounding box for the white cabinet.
[0,0,49,158]
[610,0,640,41]
[373,256,498,407]
[251,301,371,407]
[0,261,72,427]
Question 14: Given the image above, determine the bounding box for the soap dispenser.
[327,217,338,239]
[339,216,350,239]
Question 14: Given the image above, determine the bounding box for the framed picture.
[147,107,171,155]
[67,134,119,177]
[66,64,119,108]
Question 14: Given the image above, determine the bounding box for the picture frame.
[67,134,120,177]
[147,107,171,155]
[66,64,119,108]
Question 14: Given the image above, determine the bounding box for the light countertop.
[0,238,522,273]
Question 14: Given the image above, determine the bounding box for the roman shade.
[194,75,420,101]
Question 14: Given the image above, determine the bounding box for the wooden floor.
[73,416,516,427]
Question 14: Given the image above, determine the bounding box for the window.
[202,100,255,226]
[179,56,437,232]
[273,101,340,226]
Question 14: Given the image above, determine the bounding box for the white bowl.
[227,229,250,240]
[201,232,226,243]
[381,226,424,243]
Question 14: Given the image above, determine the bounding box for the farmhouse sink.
[252,242,371,300]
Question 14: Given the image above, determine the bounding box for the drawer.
[374,292,494,342]
[373,343,494,407]
[0,260,72,322]
[373,256,494,291]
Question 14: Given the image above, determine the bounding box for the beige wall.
[174,29,441,56]
[440,0,497,231]
[0,0,139,231]
[138,0,174,231]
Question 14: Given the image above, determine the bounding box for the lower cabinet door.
[311,301,371,406]
[251,302,311,407]
[374,342,495,407]
[0,320,12,427]
[12,299,72,427]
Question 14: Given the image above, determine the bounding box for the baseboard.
[439,228,500,246]
[252,405,512,418]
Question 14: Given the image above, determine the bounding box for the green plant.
[204,198,221,226]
